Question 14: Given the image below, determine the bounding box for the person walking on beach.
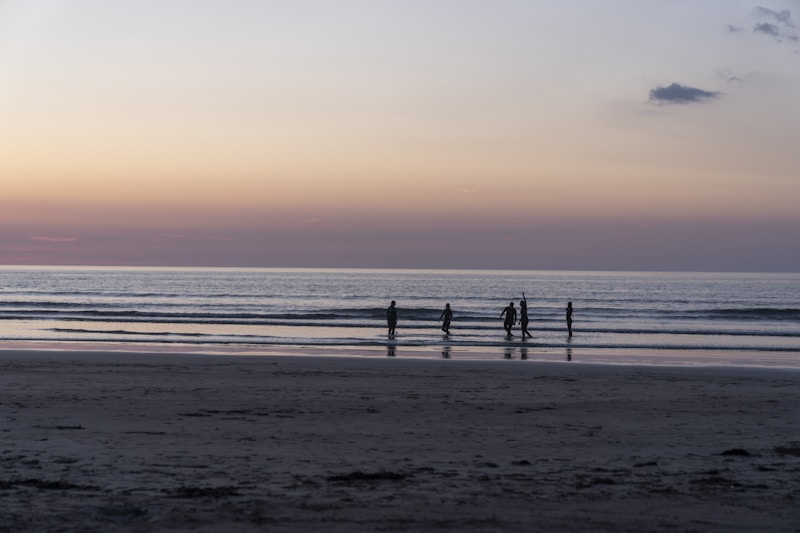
[387,300,398,337]
[500,301,516,337]
[520,293,532,339]
[439,303,453,335]
[566,301,573,337]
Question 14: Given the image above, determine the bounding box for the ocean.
[1,266,798,367]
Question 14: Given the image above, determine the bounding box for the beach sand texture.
[1,351,799,532]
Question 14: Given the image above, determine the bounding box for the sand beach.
[1,349,799,532]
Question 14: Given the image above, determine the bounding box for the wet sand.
[1,350,799,532]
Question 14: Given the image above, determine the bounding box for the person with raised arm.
[520,293,533,339]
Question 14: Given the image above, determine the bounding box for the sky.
[1,1,799,271]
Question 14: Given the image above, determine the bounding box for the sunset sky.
[1,1,798,271]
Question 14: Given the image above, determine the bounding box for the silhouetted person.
[439,303,452,334]
[519,293,532,339]
[500,301,516,337]
[566,301,573,337]
[387,300,397,337]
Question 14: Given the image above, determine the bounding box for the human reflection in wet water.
[520,346,528,360]
[566,337,572,361]
[441,345,451,359]
[387,345,396,357]
[504,346,513,359]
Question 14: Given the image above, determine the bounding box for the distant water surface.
[1,267,798,366]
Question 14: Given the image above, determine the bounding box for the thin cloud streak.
[31,236,78,243]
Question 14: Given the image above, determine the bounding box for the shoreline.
[2,346,800,377]
[2,340,799,370]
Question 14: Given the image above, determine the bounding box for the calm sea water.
[1,266,799,366]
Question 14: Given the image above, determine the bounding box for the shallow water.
[1,266,798,366]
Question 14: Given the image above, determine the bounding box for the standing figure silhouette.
[500,301,516,337]
[439,303,453,334]
[520,293,533,339]
[387,300,397,337]
[566,301,573,338]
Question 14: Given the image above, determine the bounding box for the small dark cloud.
[753,7,795,27]
[753,21,798,42]
[754,21,782,37]
[726,24,745,33]
[648,83,721,105]
[751,6,799,42]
